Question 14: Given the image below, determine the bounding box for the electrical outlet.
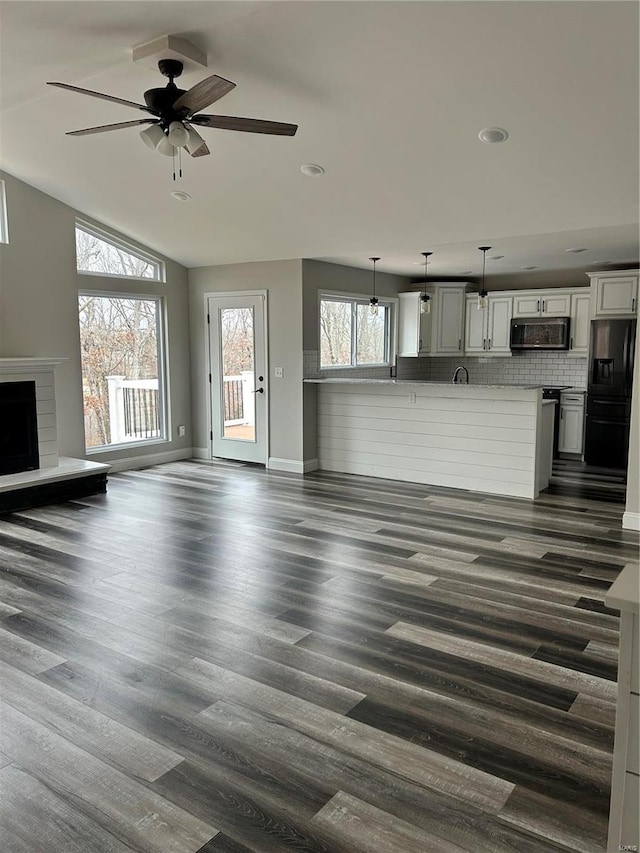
[177,425,186,437]
[408,392,416,404]
[274,367,284,378]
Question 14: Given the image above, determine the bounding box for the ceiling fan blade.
[66,119,158,136]
[172,75,236,114]
[186,141,210,158]
[47,82,158,114]
[191,114,298,136]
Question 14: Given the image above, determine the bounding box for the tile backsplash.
[305,349,588,388]
[417,352,588,388]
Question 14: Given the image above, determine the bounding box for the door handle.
[252,388,264,394]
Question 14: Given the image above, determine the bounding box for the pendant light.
[420,251,432,314]
[477,246,491,310]
[369,257,380,314]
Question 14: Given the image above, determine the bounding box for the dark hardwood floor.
[0,458,637,852]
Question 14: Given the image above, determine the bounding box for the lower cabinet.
[558,393,585,454]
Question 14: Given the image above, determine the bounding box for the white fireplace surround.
[0,357,110,495]
[0,357,67,469]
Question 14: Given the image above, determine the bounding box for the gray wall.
[188,259,304,464]
[0,171,192,464]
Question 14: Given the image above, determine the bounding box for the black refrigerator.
[584,318,636,469]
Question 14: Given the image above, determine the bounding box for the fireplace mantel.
[0,357,67,374]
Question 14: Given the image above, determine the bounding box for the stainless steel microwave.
[510,316,570,350]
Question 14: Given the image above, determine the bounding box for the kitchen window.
[320,295,392,368]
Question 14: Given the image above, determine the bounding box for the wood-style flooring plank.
[190,657,516,813]
[0,700,219,852]
[0,458,634,853]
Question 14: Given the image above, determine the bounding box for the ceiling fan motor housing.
[144,62,190,129]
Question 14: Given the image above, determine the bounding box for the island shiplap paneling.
[316,385,540,497]
[317,424,534,459]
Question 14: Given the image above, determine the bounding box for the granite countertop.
[605,564,640,614]
[304,378,543,390]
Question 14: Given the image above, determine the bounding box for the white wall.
[0,171,193,465]
[623,334,640,529]
[188,259,304,467]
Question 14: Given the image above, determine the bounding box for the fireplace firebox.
[0,381,40,475]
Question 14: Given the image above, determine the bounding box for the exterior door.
[207,293,267,464]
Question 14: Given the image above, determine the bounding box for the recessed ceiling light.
[521,265,538,270]
[478,127,509,144]
[488,255,504,260]
[170,191,191,201]
[300,163,325,176]
[565,247,587,253]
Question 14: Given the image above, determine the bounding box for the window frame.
[77,290,169,453]
[0,180,8,244]
[75,220,165,282]
[319,291,395,369]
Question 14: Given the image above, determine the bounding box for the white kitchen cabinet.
[513,290,571,317]
[398,292,432,356]
[465,294,512,355]
[433,286,465,355]
[588,272,639,317]
[399,285,466,357]
[569,291,591,356]
[558,392,585,455]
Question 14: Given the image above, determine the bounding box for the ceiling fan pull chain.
[172,147,176,182]
[179,146,183,179]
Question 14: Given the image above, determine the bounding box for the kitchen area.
[306,267,638,500]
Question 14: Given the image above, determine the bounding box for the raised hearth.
[0,358,110,512]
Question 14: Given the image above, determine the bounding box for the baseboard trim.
[622,511,640,531]
[192,447,210,461]
[104,448,193,473]
[267,458,319,474]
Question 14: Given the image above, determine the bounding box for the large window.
[75,221,164,281]
[78,294,166,450]
[320,295,392,368]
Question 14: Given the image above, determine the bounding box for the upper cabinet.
[398,292,431,357]
[587,271,639,317]
[433,285,466,355]
[513,291,571,318]
[465,294,512,355]
[398,284,466,357]
[569,291,591,356]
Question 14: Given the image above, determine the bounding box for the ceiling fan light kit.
[47,54,298,178]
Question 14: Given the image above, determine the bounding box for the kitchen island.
[305,379,554,499]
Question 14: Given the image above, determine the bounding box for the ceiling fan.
[47,59,298,159]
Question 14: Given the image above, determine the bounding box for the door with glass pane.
[207,293,267,464]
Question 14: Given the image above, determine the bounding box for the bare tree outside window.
[78,295,164,448]
[320,298,390,367]
[76,226,160,279]
[320,300,352,366]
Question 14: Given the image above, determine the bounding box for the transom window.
[320,295,392,368]
[75,221,163,281]
[78,294,167,450]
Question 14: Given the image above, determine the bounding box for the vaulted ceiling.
[1,1,638,284]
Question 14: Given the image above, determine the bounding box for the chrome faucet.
[452,365,469,384]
